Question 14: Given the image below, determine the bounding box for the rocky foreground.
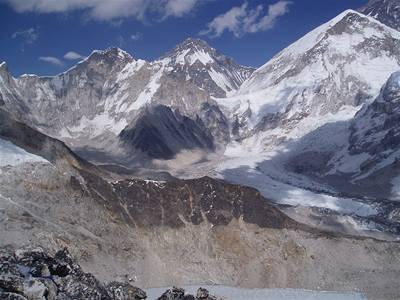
[0,246,219,300]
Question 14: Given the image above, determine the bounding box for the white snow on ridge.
[189,50,214,65]
[0,138,48,168]
[127,64,164,112]
[175,49,190,64]
[146,286,366,300]
[208,68,233,94]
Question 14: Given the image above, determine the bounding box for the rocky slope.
[0,247,221,300]
[359,0,400,31]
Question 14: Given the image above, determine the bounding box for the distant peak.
[0,61,8,70]
[180,37,210,48]
[173,37,214,54]
[87,47,133,62]
[0,62,10,76]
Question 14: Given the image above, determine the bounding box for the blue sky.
[0,0,367,76]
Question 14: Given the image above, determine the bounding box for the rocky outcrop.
[157,287,218,300]
[0,247,146,300]
[106,282,147,300]
[0,247,228,300]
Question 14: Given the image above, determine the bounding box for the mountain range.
[1,0,400,299]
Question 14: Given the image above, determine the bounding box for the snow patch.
[189,50,214,65]
[0,138,48,168]
[127,64,164,111]
[175,49,190,64]
[208,68,233,93]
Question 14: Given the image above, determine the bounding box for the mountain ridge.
[0,37,252,162]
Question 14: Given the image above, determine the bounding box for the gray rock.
[106,281,147,300]
[0,247,149,300]
[157,287,186,300]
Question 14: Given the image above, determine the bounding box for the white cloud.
[163,0,198,18]
[39,56,63,66]
[3,0,204,21]
[64,51,84,60]
[130,33,142,41]
[11,28,39,44]
[200,1,292,38]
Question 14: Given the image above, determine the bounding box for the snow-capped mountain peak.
[221,9,400,134]
[163,38,216,66]
[158,37,254,97]
[87,47,134,62]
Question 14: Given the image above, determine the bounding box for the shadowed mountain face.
[359,0,400,31]
[119,105,215,159]
[118,103,229,160]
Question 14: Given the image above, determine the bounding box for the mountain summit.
[222,9,400,136]
[159,38,255,97]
